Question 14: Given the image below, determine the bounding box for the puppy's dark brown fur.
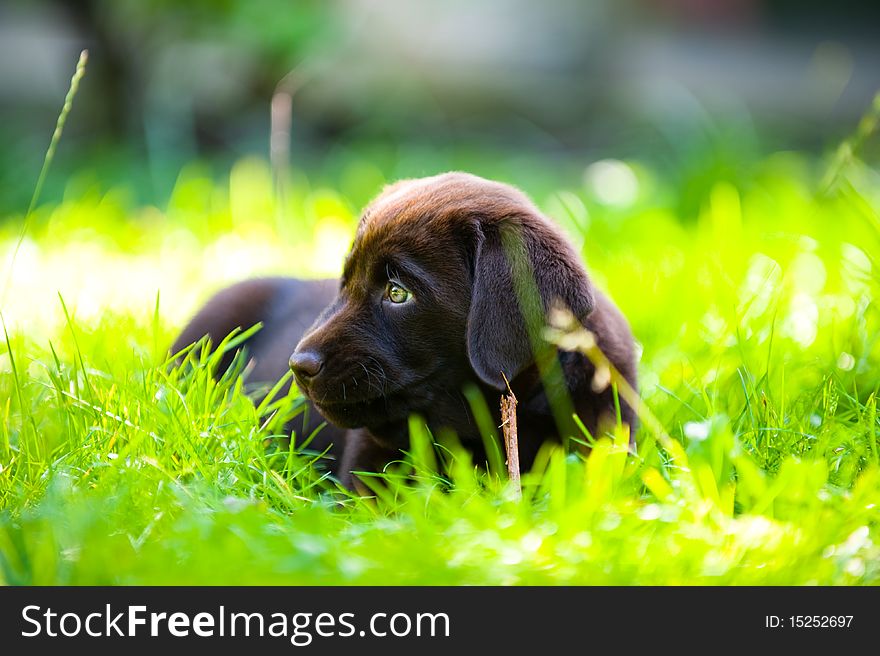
[174,172,637,488]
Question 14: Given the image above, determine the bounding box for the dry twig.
[500,371,521,499]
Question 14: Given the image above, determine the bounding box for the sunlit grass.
[1,149,879,584]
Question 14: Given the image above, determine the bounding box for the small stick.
[500,372,521,499]
[270,91,292,198]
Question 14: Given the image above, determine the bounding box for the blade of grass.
[2,50,88,304]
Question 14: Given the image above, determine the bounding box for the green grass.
[1,144,880,585]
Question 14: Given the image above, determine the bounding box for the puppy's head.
[290,172,594,439]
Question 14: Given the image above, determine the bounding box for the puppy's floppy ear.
[466,217,595,390]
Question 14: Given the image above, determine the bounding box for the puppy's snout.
[289,349,324,381]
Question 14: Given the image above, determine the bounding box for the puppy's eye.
[386,282,412,304]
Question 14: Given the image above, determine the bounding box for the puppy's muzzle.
[289,349,324,385]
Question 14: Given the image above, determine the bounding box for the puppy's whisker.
[358,362,375,393]
[365,355,389,397]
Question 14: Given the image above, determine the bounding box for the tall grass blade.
[2,50,88,303]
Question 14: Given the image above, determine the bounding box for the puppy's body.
[174,173,637,488]
[172,277,345,459]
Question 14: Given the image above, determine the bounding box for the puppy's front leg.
[337,429,399,492]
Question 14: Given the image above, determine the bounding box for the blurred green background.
[2,0,880,216]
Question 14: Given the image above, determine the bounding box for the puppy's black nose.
[289,350,324,380]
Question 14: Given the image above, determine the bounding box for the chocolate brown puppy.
[174,172,637,489]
